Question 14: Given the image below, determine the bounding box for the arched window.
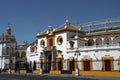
[96,38,102,46]
[104,37,111,45]
[21,52,26,58]
[57,36,63,45]
[69,41,75,50]
[40,40,45,48]
[113,36,120,45]
[88,39,94,46]
[15,52,19,58]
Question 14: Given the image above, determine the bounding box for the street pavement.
[0,73,120,80]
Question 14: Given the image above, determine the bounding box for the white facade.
[0,28,17,71]
[26,20,120,72]
[0,44,4,69]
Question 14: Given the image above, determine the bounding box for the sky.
[0,0,120,43]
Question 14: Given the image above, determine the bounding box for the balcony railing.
[78,43,120,51]
[43,46,56,51]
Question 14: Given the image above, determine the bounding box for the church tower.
[6,27,11,36]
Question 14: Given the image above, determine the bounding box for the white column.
[111,37,114,45]
[101,38,105,46]
[0,56,2,69]
[93,38,96,47]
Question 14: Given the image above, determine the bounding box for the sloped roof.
[54,22,85,36]
[55,22,78,32]
[36,21,85,38]
[36,29,47,37]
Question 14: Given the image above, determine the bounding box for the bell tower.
[6,26,11,36]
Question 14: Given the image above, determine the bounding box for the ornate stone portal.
[40,46,56,72]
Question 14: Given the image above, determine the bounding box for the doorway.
[83,60,90,71]
[47,54,52,71]
[104,60,111,71]
[102,56,114,71]
[82,58,92,71]
[69,59,75,71]
[58,59,62,70]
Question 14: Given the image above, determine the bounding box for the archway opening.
[88,39,94,46]
[47,54,52,71]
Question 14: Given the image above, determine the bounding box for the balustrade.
[70,43,120,51]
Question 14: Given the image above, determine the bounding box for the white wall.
[37,36,46,53]
[55,32,68,59]
[66,48,120,70]
[80,50,120,70]
[0,44,3,69]
[0,44,2,56]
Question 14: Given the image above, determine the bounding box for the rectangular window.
[48,38,53,46]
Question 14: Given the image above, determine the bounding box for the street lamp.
[74,48,81,76]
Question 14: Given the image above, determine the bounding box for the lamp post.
[74,48,80,76]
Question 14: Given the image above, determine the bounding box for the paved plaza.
[0,73,120,80]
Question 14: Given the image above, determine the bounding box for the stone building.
[15,42,29,72]
[0,26,29,72]
[0,27,17,70]
[26,18,120,74]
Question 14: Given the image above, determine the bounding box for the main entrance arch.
[40,46,57,73]
[47,54,52,71]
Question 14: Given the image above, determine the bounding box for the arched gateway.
[40,46,57,73]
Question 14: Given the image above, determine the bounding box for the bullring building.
[26,18,120,74]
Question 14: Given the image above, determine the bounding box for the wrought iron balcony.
[43,46,56,51]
